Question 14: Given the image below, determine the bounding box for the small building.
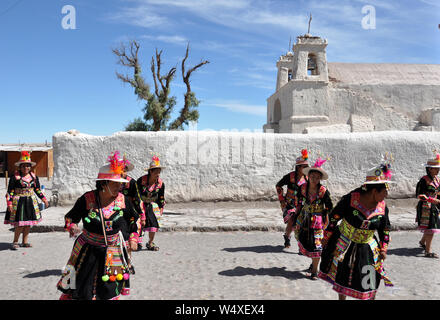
[0,144,54,178]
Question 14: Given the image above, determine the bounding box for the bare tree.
[113,40,209,131]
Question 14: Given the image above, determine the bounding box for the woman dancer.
[319,158,393,300]
[276,149,309,248]
[294,157,333,280]
[416,152,440,258]
[137,155,165,251]
[5,151,49,250]
[57,152,141,300]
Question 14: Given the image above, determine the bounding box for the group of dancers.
[5,151,164,300]
[276,149,440,300]
[4,148,440,300]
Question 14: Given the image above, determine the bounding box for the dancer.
[294,157,333,280]
[5,151,49,250]
[119,153,145,250]
[137,155,165,251]
[319,158,393,300]
[57,152,141,300]
[416,152,440,258]
[276,149,309,248]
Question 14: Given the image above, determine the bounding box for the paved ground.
[0,228,439,300]
[2,178,439,301]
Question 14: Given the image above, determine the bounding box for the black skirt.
[4,195,41,227]
[57,234,131,300]
[143,203,161,232]
[319,229,382,300]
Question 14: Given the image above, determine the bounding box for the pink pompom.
[314,158,327,168]
[384,170,392,179]
[123,273,130,280]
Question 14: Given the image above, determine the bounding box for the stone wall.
[52,130,440,205]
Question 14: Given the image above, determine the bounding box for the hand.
[418,194,428,201]
[129,240,138,251]
[141,220,146,227]
[280,201,286,209]
[379,251,387,261]
[69,225,81,238]
[7,205,13,213]
[43,199,49,208]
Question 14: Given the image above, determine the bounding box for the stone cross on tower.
[307,13,312,35]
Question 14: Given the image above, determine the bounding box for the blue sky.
[0,0,439,143]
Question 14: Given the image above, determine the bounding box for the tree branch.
[170,42,209,130]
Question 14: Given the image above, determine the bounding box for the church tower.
[264,27,330,133]
[290,34,328,83]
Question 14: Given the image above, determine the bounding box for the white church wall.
[53,130,440,205]
[344,84,440,120]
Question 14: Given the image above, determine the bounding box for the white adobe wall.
[52,130,440,205]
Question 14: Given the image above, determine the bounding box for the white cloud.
[418,0,440,7]
[106,5,168,28]
[141,34,188,45]
[111,0,308,34]
[204,100,266,116]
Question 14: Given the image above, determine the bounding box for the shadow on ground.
[0,242,12,251]
[222,245,299,254]
[23,269,62,278]
[218,266,308,280]
[387,247,425,257]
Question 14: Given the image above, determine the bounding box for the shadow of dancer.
[222,245,299,254]
[23,269,62,278]
[218,266,308,280]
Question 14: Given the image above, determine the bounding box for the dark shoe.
[425,252,439,258]
[310,272,318,280]
[10,243,19,250]
[306,264,313,273]
[146,242,159,251]
[129,265,136,274]
[136,243,143,251]
[419,241,426,249]
[283,234,291,248]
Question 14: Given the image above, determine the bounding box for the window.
[307,53,318,75]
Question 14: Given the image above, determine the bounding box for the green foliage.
[114,41,208,132]
[124,117,151,131]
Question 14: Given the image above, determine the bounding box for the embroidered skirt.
[142,202,162,233]
[57,231,132,300]
[295,212,324,258]
[4,193,42,227]
[319,222,392,300]
[282,207,296,224]
[416,201,440,234]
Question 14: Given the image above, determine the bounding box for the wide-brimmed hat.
[145,155,165,171]
[15,151,36,167]
[363,154,395,185]
[295,149,309,166]
[96,164,129,183]
[96,151,129,183]
[302,157,329,180]
[423,152,440,168]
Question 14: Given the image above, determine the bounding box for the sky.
[0,0,439,143]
